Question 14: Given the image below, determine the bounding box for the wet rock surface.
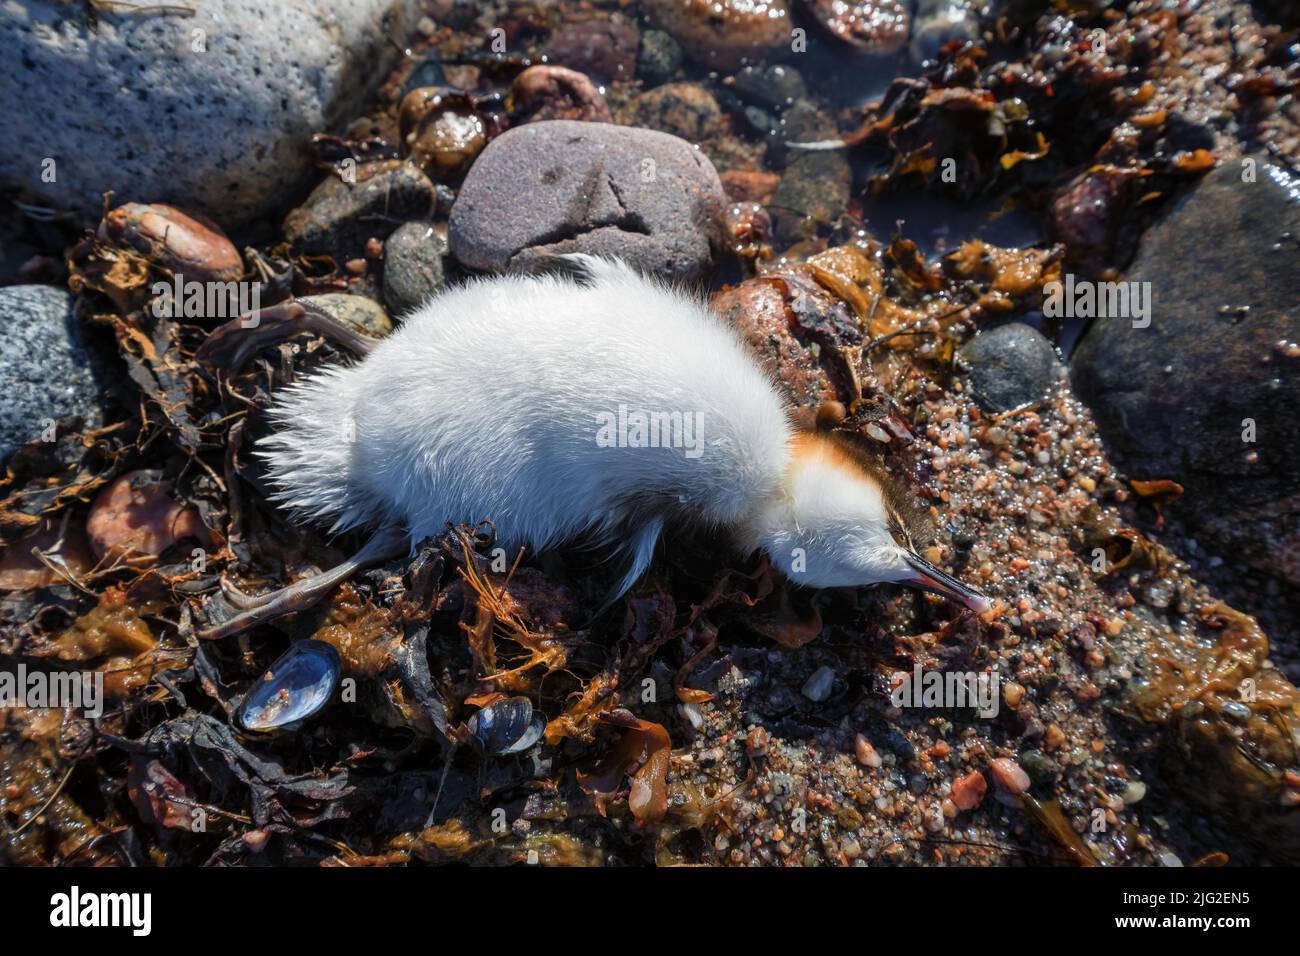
[961,322,1061,412]
[0,286,115,463]
[1071,161,1300,583]
[910,0,982,62]
[283,161,437,258]
[383,222,447,317]
[631,83,724,144]
[449,120,726,281]
[543,17,639,84]
[770,100,853,243]
[0,0,425,228]
[640,0,793,71]
[637,29,684,86]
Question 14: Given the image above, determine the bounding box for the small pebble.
[951,770,987,810]
[989,757,1031,795]
[855,733,882,768]
[802,665,835,702]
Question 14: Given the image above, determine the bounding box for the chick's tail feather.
[595,514,665,616]
[255,365,369,534]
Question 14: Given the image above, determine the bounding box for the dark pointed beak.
[901,552,993,614]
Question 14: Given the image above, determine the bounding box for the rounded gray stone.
[637,29,683,86]
[0,0,425,230]
[0,285,116,463]
[960,322,1061,412]
[448,120,727,282]
[383,222,447,318]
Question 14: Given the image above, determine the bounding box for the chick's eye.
[886,512,910,548]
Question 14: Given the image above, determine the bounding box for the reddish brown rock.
[86,470,210,566]
[806,0,911,54]
[510,65,611,124]
[543,18,639,84]
[641,0,793,70]
[989,757,1031,795]
[98,203,242,283]
[951,770,987,809]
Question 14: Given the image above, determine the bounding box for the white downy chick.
[257,256,990,612]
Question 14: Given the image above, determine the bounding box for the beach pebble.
[86,470,208,565]
[805,0,910,55]
[771,100,852,243]
[959,323,1061,412]
[98,204,242,284]
[449,120,726,282]
[855,733,883,767]
[302,294,393,339]
[511,66,611,125]
[733,64,807,113]
[951,770,987,809]
[383,223,447,317]
[801,665,835,702]
[910,0,982,62]
[637,29,683,86]
[989,757,1031,795]
[632,83,724,144]
[1071,160,1300,586]
[544,17,639,84]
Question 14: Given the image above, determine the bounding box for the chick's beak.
[901,552,992,614]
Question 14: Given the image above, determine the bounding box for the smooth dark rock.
[733,64,806,112]
[283,161,437,258]
[0,285,116,462]
[1071,160,1300,582]
[449,120,726,282]
[960,322,1061,412]
[383,222,447,317]
[771,100,852,243]
[637,29,683,86]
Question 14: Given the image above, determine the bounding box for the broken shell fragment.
[467,696,546,755]
[237,640,341,732]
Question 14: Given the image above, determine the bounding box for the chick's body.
[259,257,793,589]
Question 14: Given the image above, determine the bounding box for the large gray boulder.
[1071,160,1300,582]
[0,286,117,463]
[449,120,727,282]
[0,0,424,230]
